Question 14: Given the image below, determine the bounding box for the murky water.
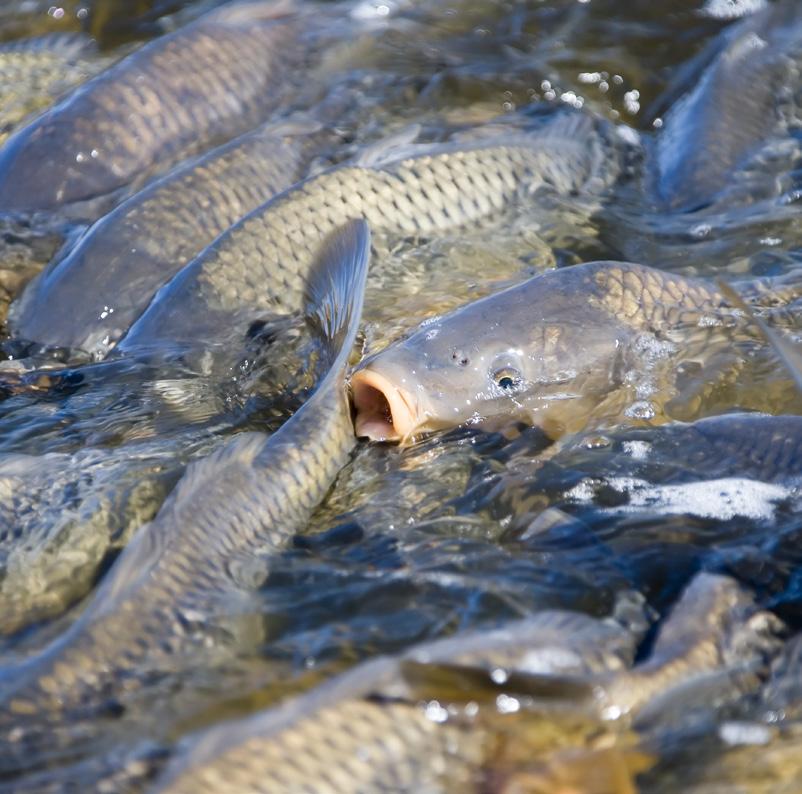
[1,0,801,791]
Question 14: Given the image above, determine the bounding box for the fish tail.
[303,219,371,381]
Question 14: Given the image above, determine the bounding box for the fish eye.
[493,366,522,391]
[451,349,469,367]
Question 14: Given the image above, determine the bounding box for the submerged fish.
[350,261,785,442]
[153,573,776,793]
[0,34,105,146]
[9,119,332,360]
[0,431,214,636]
[116,109,628,356]
[653,0,802,211]
[0,0,302,215]
[0,221,369,770]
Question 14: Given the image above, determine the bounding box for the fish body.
[0,222,369,769]
[351,261,741,442]
[116,109,626,356]
[8,120,331,359]
[654,0,802,211]
[489,412,802,536]
[0,441,191,635]
[0,1,302,215]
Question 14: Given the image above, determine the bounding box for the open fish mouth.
[350,368,420,442]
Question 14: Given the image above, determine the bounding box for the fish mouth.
[350,368,420,442]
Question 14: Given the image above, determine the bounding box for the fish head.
[352,274,626,443]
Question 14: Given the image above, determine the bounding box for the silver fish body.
[598,573,784,729]
[654,0,802,211]
[8,120,331,359]
[0,1,302,215]
[0,440,193,636]
[0,33,105,146]
[153,606,642,794]
[489,412,802,536]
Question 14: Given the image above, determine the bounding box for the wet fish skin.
[0,0,301,215]
[402,605,644,677]
[350,261,739,442]
[9,119,331,360]
[654,0,802,211]
[0,221,369,768]
[159,659,483,794]
[116,109,626,354]
[612,413,802,486]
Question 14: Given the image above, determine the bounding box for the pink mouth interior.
[350,369,418,442]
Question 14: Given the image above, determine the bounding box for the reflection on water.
[0,0,801,791]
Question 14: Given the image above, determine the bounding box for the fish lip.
[350,367,420,443]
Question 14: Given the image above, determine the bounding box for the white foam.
[518,647,585,675]
[701,0,768,20]
[719,721,773,747]
[568,476,791,521]
[622,440,651,461]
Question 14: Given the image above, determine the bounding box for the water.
[0,0,801,791]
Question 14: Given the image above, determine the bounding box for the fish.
[152,573,776,793]
[489,412,802,538]
[350,261,766,443]
[0,0,303,216]
[0,220,369,772]
[114,108,628,358]
[8,118,334,360]
[597,573,784,730]
[0,33,105,146]
[152,605,644,794]
[653,0,802,212]
[0,432,213,636]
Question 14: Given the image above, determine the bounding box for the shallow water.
[1,0,802,791]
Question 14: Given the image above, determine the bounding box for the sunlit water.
[0,0,801,791]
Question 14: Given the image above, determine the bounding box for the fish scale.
[350,260,801,443]
[654,0,802,210]
[163,698,479,794]
[0,34,105,146]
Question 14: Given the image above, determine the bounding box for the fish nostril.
[451,350,469,367]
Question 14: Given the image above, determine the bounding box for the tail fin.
[303,219,370,382]
[717,279,802,394]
